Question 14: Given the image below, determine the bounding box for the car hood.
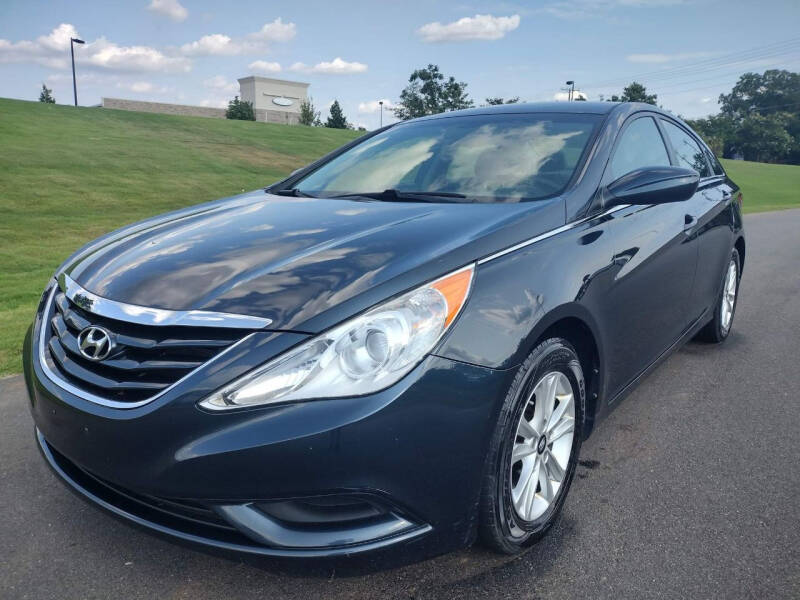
[63,190,560,332]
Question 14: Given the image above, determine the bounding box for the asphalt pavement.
[2,208,799,599]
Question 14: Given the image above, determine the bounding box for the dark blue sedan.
[24,101,744,559]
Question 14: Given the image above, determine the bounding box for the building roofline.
[237,75,310,87]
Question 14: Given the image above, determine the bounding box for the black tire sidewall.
[714,248,741,341]
[480,338,585,553]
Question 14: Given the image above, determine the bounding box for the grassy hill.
[720,159,800,213]
[0,97,798,376]
[0,97,361,375]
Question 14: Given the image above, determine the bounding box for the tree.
[685,114,736,157]
[485,96,520,105]
[38,83,55,104]
[394,64,473,120]
[720,70,800,120]
[733,112,793,163]
[299,97,321,126]
[326,100,349,129]
[687,70,800,164]
[618,81,657,105]
[786,112,800,164]
[605,82,657,105]
[225,96,255,121]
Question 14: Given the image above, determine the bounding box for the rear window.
[704,147,725,176]
[295,113,602,203]
[661,120,712,178]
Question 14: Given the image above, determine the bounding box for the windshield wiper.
[331,189,468,202]
[270,188,314,197]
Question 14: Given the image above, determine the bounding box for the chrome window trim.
[477,204,630,265]
[37,286,256,409]
[58,274,273,329]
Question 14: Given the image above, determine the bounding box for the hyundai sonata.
[25,101,744,559]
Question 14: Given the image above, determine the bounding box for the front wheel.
[478,338,585,554]
[697,247,740,343]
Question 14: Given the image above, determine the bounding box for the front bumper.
[24,325,514,558]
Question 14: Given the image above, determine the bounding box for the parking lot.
[1,208,798,600]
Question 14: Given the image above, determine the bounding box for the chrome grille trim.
[37,286,255,409]
[58,274,273,329]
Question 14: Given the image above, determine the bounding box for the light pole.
[379,100,383,127]
[565,80,575,102]
[70,37,85,106]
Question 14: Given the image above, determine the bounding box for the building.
[101,75,310,124]
[238,76,309,125]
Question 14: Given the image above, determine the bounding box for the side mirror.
[606,166,699,206]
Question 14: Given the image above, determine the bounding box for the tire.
[478,338,585,554]
[696,248,740,343]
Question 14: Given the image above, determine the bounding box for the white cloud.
[203,75,239,92]
[46,71,101,84]
[249,18,296,43]
[553,90,588,101]
[248,60,281,73]
[121,81,154,93]
[116,80,172,94]
[627,51,719,63]
[312,57,367,74]
[700,97,713,104]
[0,24,190,73]
[147,0,188,22]
[200,98,228,108]
[358,99,395,114]
[38,22,78,53]
[180,34,240,56]
[88,38,191,72]
[540,0,686,19]
[180,18,296,56]
[417,14,520,42]
[0,23,77,69]
[290,57,368,74]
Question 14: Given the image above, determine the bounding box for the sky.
[1,0,799,129]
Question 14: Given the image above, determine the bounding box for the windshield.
[294,113,601,203]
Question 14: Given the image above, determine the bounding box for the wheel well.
[537,317,600,438]
[735,237,745,271]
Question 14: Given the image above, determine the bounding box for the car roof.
[410,101,669,122]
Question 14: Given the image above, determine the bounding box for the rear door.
[658,119,734,321]
[598,114,699,398]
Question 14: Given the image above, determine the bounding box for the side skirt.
[603,307,710,412]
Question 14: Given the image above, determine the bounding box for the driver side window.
[610,117,671,181]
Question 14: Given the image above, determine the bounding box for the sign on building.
[237,76,310,125]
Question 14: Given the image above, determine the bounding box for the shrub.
[226,96,255,121]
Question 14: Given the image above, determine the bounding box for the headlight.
[199,265,474,410]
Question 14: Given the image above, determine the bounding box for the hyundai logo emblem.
[77,326,115,361]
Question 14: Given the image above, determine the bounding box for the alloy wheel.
[721,259,738,333]
[509,371,575,525]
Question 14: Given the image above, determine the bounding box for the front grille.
[42,289,251,404]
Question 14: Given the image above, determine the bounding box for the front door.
[659,118,735,321]
[597,115,699,398]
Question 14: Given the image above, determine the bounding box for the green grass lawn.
[0,97,361,376]
[1,98,798,376]
[721,159,800,214]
